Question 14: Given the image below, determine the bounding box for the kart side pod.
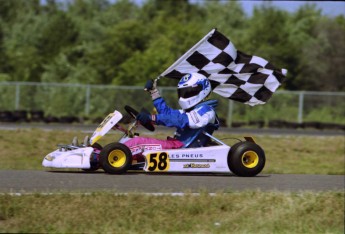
[142,138,265,177]
[143,145,231,173]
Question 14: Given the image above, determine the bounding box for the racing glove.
[136,112,156,125]
[144,79,160,100]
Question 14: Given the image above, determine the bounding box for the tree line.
[0,0,344,91]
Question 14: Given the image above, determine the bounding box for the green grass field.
[1,191,344,233]
[0,129,344,233]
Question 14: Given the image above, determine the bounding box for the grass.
[0,191,343,233]
[0,128,344,233]
[0,128,344,174]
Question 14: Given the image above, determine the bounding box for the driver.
[124,73,219,161]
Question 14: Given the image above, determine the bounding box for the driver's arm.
[152,97,189,128]
[153,97,177,115]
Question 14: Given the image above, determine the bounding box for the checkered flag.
[159,29,287,106]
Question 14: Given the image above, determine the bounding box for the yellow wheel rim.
[241,151,259,168]
[108,149,126,168]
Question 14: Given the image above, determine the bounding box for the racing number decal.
[147,152,170,172]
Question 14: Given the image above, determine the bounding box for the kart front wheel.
[228,141,265,177]
[100,143,132,174]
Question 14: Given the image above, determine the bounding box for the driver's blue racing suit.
[124,97,219,158]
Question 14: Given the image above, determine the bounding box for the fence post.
[298,91,304,123]
[85,85,91,116]
[15,83,20,110]
[227,100,233,127]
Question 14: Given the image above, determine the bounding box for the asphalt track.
[0,170,343,194]
[0,124,344,194]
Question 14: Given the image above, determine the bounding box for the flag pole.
[156,28,216,81]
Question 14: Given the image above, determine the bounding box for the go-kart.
[42,106,266,177]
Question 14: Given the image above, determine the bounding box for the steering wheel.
[124,105,155,132]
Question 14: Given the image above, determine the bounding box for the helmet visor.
[178,85,203,99]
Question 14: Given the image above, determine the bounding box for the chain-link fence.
[0,82,344,128]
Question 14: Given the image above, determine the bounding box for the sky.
[236,0,345,17]
[40,0,345,17]
[138,0,345,17]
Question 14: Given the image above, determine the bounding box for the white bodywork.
[143,145,231,173]
[42,147,93,169]
[42,110,122,169]
[90,110,123,145]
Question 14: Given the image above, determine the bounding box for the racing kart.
[42,106,266,177]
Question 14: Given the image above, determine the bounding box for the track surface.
[1,124,343,194]
[0,170,343,194]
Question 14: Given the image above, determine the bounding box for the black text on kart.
[42,106,265,177]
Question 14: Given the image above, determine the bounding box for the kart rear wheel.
[228,141,265,177]
[100,143,132,174]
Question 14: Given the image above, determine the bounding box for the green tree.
[37,12,78,59]
[0,0,43,81]
[203,0,246,43]
[0,0,343,92]
[3,10,46,81]
[284,4,345,91]
[84,19,151,84]
[0,0,41,25]
[115,23,204,86]
[0,21,11,81]
[296,16,345,91]
[241,4,290,68]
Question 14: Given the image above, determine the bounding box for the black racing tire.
[82,143,103,172]
[100,143,132,174]
[228,141,265,177]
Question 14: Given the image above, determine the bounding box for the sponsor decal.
[183,163,210,168]
[96,113,114,130]
[171,159,215,162]
[190,110,200,124]
[169,153,203,159]
[44,154,54,161]
[129,144,162,155]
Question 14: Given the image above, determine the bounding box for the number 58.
[147,152,170,172]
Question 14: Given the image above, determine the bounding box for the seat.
[183,117,220,148]
[176,99,220,148]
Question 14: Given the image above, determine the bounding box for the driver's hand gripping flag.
[159,29,287,106]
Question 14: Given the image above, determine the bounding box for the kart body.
[42,107,265,177]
